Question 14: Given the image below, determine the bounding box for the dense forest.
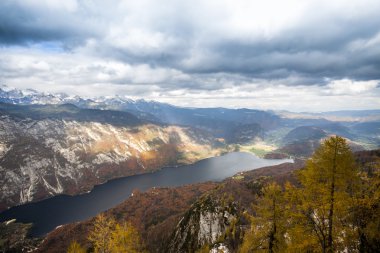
[65,136,379,253]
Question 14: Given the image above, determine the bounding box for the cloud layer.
[0,0,380,111]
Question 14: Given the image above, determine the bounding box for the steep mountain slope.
[351,121,380,136]
[166,194,239,253]
[318,123,353,138]
[0,102,144,126]
[282,126,327,144]
[0,220,41,252]
[226,123,263,143]
[0,103,222,211]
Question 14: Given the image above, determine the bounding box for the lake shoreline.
[0,152,292,237]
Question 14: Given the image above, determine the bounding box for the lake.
[0,152,292,237]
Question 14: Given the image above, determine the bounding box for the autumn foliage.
[68,214,146,253]
[241,136,380,252]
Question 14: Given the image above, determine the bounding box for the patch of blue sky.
[28,41,65,53]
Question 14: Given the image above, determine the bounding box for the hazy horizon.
[2,84,380,114]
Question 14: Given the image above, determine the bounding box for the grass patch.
[232,175,244,180]
[248,147,268,157]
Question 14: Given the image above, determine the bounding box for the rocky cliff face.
[0,111,221,211]
[0,220,41,252]
[166,195,239,253]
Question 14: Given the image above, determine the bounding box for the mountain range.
[0,86,379,211]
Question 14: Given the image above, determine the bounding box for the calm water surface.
[0,152,292,236]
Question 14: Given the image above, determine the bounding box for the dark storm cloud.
[0,0,380,96]
[0,0,99,46]
[197,24,380,82]
[173,15,380,82]
[81,1,380,85]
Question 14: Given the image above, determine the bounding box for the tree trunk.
[269,199,277,253]
[327,140,338,253]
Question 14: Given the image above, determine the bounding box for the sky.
[0,0,380,112]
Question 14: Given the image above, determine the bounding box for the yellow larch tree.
[110,222,146,253]
[240,182,287,253]
[287,136,358,253]
[88,214,115,253]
